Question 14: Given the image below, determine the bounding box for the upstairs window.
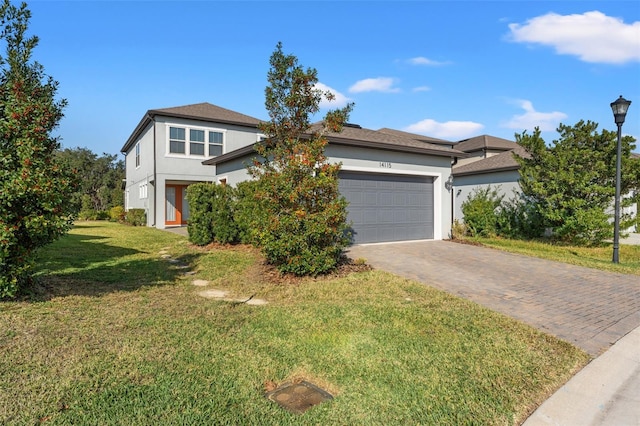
[169,127,186,154]
[135,142,140,167]
[190,129,205,156]
[209,131,223,156]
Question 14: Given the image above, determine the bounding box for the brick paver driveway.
[348,241,640,357]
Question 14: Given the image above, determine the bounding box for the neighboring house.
[454,135,517,166]
[452,146,526,222]
[204,123,466,244]
[452,145,639,232]
[120,103,263,229]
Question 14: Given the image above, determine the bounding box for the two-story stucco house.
[122,102,469,243]
[120,103,263,229]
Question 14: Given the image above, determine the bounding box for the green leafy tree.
[515,121,640,245]
[247,42,354,275]
[0,0,77,298]
[55,147,124,212]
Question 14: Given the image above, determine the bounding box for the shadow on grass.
[25,233,202,301]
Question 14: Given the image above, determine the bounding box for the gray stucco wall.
[214,144,454,240]
[123,116,262,228]
[123,123,155,226]
[453,170,521,223]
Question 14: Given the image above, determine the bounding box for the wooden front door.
[165,185,189,226]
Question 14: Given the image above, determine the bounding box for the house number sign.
[379,161,392,168]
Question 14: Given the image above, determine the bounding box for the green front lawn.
[468,236,640,276]
[0,222,588,425]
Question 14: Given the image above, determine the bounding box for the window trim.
[165,124,226,158]
[168,126,186,155]
[135,142,141,168]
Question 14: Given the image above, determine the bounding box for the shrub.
[496,195,545,239]
[186,183,239,245]
[77,209,98,221]
[109,206,125,222]
[450,220,467,240]
[461,186,504,237]
[125,209,146,226]
[234,180,269,245]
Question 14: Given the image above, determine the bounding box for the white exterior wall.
[453,170,521,223]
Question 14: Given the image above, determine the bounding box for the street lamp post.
[610,95,632,263]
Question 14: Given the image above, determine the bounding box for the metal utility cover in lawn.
[265,381,333,414]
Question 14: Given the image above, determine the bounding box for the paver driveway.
[348,241,640,357]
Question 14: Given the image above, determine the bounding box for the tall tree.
[515,120,639,245]
[247,42,354,275]
[56,147,124,212]
[0,0,77,298]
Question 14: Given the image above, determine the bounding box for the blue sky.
[25,0,640,157]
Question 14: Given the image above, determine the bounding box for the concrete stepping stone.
[192,279,209,287]
[246,298,268,306]
[160,254,172,259]
[198,289,228,299]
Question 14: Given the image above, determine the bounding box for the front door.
[165,185,189,226]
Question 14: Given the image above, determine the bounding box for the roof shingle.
[453,145,528,176]
[454,135,516,153]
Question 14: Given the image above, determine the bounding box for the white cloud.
[508,11,640,64]
[502,99,568,132]
[412,86,431,92]
[314,82,352,109]
[408,57,450,66]
[349,77,400,93]
[404,119,484,140]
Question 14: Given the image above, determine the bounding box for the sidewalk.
[523,325,640,425]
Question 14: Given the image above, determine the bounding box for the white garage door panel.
[339,172,434,244]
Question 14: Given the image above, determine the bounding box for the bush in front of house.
[109,206,125,223]
[234,180,269,245]
[186,183,238,245]
[125,209,146,226]
[461,186,504,237]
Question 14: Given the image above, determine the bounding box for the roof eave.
[148,109,261,129]
[453,165,520,177]
[326,135,469,158]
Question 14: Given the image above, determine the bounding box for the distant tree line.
[55,147,124,219]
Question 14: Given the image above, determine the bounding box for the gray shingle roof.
[454,134,516,153]
[453,145,529,176]
[310,123,465,156]
[121,102,263,153]
[150,103,262,126]
[376,128,456,147]
[203,123,467,166]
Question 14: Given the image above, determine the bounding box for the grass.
[0,222,589,425]
[467,236,640,276]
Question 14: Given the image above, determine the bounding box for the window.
[139,182,148,199]
[135,143,140,167]
[169,127,186,154]
[167,125,224,157]
[209,131,223,156]
[190,129,205,156]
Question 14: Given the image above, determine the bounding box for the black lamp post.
[610,95,632,263]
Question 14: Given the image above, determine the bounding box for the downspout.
[152,114,157,227]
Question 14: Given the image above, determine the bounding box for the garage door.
[338,172,434,244]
